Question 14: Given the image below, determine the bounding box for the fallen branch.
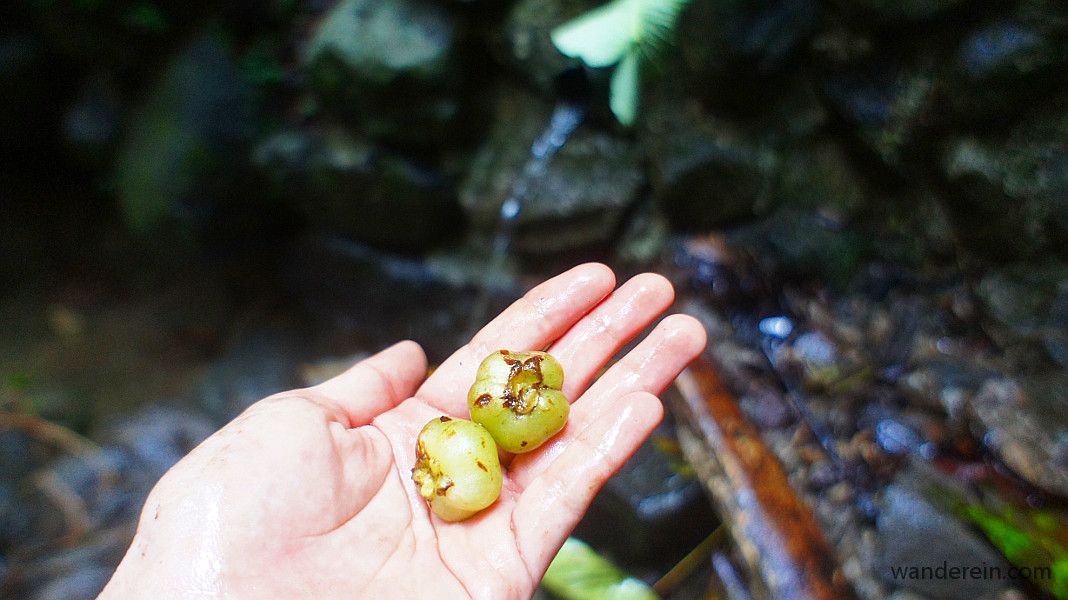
[671,359,855,600]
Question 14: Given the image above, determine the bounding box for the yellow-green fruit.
[412,416,503,522]
[468,350,569,453]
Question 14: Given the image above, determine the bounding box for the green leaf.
[609,50,640,126]
[635,0,691,46]
[552,0,693,126]
[542,537,659,600]
[550,0,639,67]
[958,503,1068,598]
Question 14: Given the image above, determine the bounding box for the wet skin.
[99,264,706,600]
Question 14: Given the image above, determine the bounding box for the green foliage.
[542,537,659,600]
[957,502,1068,598]
[551,0,692,126]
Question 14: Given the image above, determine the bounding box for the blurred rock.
[731,206,867,287]
[100,406,216,488]
[306,0,451,85]
[942,106,1068,260]
[738,385,795,429]
[114,29,255,242]
[837,0,966,21]
[1045,282,1068,369]
[957,21,1046,81]
[715,0,821,73]
[663,0,821,115]
[944,4,1068,120]
[495,0,591,91]
[283,235,522,362]
[821,60,936,170]
[971,376,1068,496]
[668,234,773,313]
[62,73,122,165]
[304,0,465,149]
[775,139,867,214]
[897,359,992,418]
[643,103,780,230]
[873,418,924,457]
[878,480,1012,599]
[194,328,305,425]
[29,565,113,600]
[975,262,1068,349]
[459,90,643,256]
[254,127,463,251]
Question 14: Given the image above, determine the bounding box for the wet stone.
[29,565,113,600]
[971,375,1068,496]
[975,262,1068,346]
[730,206,868,287]
[878,483,1013,599]
[643,105,781,231]
[897,359,992,418]
[820,60,935,170]
[957,21,1045,81]
[871,419,916,457]
[305,0,452,86]
[808,460,839,490]
[304,0,463,149]
[192,326,306,425]
[459,90,643,256]
[738,386,796,429]
[254,127,462,251]
[942,107,1068,260]
[495,0,591,91]
[843,0,966,21]
[283,236,523,362]
[668,235,772,311]
[114,30,253,238]
[1045,282,1068,369]
[944,7,1068,120]
[101,406,216,486]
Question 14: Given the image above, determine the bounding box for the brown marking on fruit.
[476,393,492,407]
[439,416,451,422]
[476,460,488,472]
[436,480,454,496]
[520,441,528,447]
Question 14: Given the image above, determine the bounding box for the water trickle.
[467,102,587,335]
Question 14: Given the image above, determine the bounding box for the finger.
[312,340,429,426]
[416,263,616,414]
[548,273,675,401]
[512,391,663,572]
[509,313,706,486]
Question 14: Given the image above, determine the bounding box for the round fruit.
[411,416,503,521]
[468,350,569,453]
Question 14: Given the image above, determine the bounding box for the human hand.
[99,264,707,599]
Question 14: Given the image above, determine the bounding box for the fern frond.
[551,0,693,126]
[634,0,691,59]
[610,50,641,126]
[551,0,640,67]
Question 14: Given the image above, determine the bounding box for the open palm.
[101,264,707,599]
